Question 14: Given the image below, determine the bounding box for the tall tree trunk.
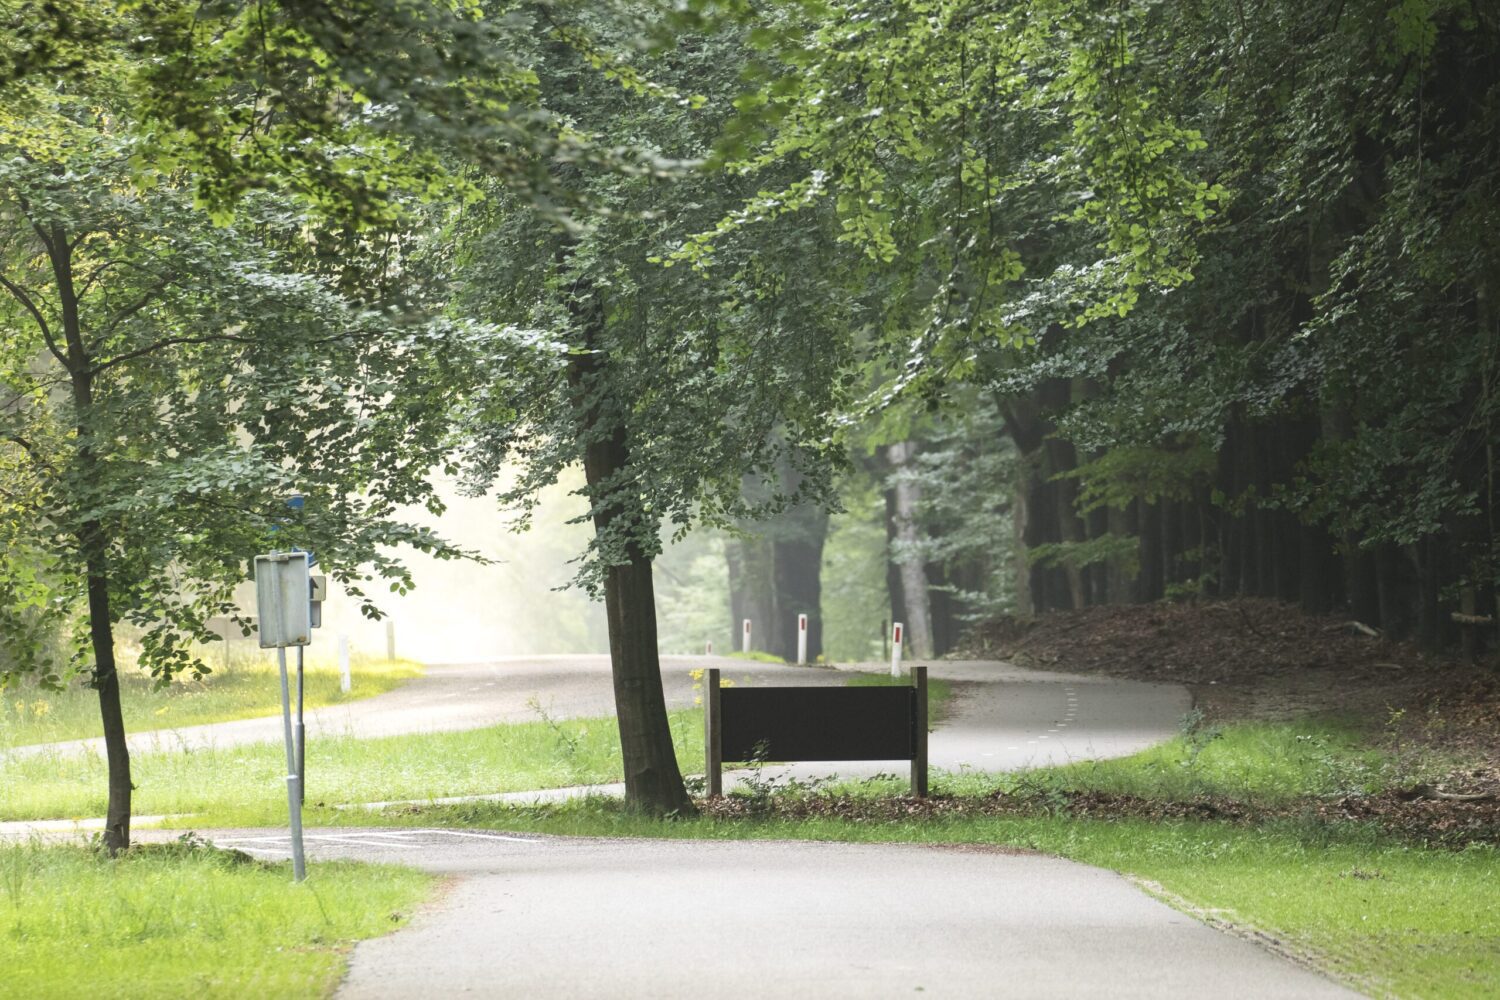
[885,440,934,658]
[566,278,692,816]
[725,533,774,653]
[49,224,131,853]
[771,502,829,661]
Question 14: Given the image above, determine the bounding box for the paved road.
[11,657,1190,783]
[173,827,1357,999]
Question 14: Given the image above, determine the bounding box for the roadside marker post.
[890,621,904,678]
[254,552,311,882]
[742,618,752,654]
[705,639,713,656]
[338,634,351,693]
[797,613,808,665]
[386,620,396,661]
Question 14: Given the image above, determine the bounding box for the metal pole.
[277,645,307,882]
[295,645,306,805]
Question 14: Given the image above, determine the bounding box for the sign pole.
[890,621,904,678]
[295,645,306,805]
[276,644,307,882]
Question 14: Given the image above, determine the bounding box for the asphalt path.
[166,827,1358,999]
[12,656,1191,784]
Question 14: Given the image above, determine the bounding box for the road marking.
[413,828,540,844]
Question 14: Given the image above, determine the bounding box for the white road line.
[306,834,426,849]
[417,828,541,844]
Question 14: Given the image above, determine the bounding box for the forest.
[2,0,1498,838]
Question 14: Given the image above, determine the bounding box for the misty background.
[235,468,890,665]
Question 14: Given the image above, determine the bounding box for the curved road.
[14,656,1190,784]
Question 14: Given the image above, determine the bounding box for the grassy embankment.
[0,839,433,1000]
[0,652,422,749]
[1,671,949,821]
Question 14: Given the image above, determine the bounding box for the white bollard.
[385,619,396,661]
[797,613,808,665]
[742,618,752,654]
[705,639,714,655]
[338,633,351,693]
[890,621,904,677]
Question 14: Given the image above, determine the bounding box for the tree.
[959,1,1500,652]
[441,21,859,813]
[0,92,478,850]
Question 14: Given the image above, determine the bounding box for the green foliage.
[441,21,859,593]
[0,88,508,686]
[673,0,1225,420]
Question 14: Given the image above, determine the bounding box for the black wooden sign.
[704,666,928,797]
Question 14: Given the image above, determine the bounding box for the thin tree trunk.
[49,224,131,852]
[885,440,934,658]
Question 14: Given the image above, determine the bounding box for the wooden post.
[705,667,723,797]
[911,666,928,797]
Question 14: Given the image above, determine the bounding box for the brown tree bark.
[566,281,692,816]
[46,224,132,853]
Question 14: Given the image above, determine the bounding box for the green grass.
[1,669,951,823]
[0,709,704,822]
[0,653,423,749]
[0,839,433,1000]
[926,710,1450,805]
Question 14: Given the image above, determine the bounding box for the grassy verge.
[0,709,703,822]
[0,654,423,749]
[0,839,433,999]
[2,668,954,822]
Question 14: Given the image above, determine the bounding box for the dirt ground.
[962,597,1497,725]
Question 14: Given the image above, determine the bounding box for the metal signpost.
[254,551,323,882]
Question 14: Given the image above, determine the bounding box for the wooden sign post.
[704,666,929,798]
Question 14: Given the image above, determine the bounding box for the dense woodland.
[1,0,1497,838]
[732,2,1500,662]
